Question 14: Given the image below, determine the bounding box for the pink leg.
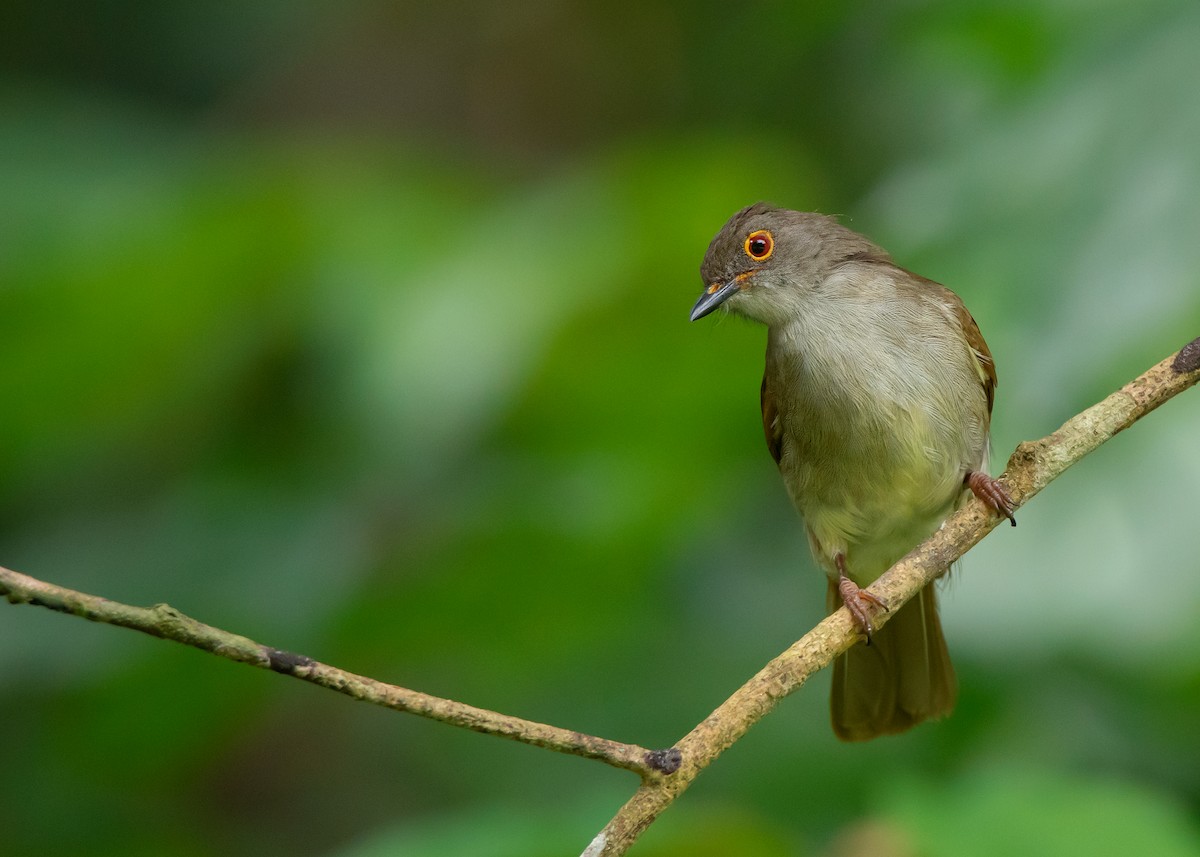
[835,553,888,642]
[966,470,1017,526]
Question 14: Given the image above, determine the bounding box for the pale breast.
[765,269,989,578]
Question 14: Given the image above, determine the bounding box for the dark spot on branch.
[266,647,315,675]
[645,747,682,774]
[1172,336,1200,374]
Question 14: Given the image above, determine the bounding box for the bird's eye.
[744,230,774,261]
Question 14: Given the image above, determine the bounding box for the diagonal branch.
[584,338,1200,856]
[0,565,679,779]
[1,338,1196,857]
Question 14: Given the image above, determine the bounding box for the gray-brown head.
[690,203,890,326]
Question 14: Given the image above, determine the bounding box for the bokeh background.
[3,2,1200,855]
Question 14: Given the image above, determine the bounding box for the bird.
[690,202,1014,741]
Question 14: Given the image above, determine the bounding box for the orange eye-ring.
[744,230,774,261]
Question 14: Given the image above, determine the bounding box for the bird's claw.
[967,470,1017,526]
[838,573,889,643]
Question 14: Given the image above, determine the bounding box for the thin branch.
[0,565,678,779]
[1,338,1196,857]
[585,338,1200,856]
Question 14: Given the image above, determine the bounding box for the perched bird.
[691,203,1014,741]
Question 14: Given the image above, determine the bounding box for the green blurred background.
[2,1,1199,855]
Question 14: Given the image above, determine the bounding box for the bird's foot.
[966,470,1017,526]
[835,554,888,643]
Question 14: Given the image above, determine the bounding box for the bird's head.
[690,203,887,326]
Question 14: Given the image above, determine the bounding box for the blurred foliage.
[2,1,1199,855]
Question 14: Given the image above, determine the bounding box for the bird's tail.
[828,582,957,741]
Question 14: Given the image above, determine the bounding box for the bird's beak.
[689,278,740,321]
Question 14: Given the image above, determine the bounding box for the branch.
[0,565,679,779]
[2,338,1196,857]
[584,338,1200,856]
